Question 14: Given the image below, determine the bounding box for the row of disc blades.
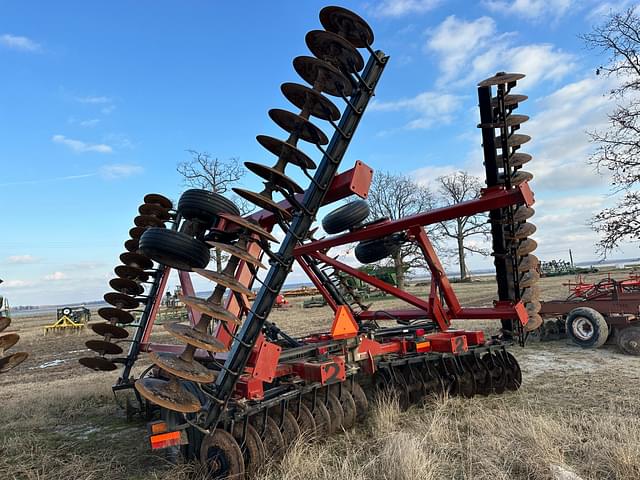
[0,316,28,373]
[79,194,174,372]
[477,72,541,330]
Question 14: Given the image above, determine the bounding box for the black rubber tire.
[355,235,402,264]
[566,307,609,349]
[139,227,209,271]
[177,189,240,227]
[616,326,640,355]
[322,200,370,234]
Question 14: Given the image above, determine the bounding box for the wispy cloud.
[0,33,41,52]
[75,95,112,104]
[44,271,67,281]
[79,119,100,127]
[483,0,574,22]
[52,134,113,153]
[366,0,442,17]
[99,163,143,179]
[6,255,38,264]
[370,91,465,130]
[0,173,96,187]
[1,279,34,288]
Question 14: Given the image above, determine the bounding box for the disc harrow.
[0,316,28,373]
[80,6,539,479]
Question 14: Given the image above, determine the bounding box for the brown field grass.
[1,268,639,479]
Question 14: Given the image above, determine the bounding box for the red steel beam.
[357,306,522,322]
[296,256,339,312]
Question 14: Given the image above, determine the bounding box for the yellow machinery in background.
[44,306,90,334]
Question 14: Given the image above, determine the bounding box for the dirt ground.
[1,269,639,479]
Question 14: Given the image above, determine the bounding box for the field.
[1,270,639,480]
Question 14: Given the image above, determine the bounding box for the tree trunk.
[394,251,405,290]
[457,226,468,281]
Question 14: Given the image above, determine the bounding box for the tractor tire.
[322,200,370,234]
[616,326,640,355]
[355,234,402,264]
[566,307,609,349]
[139,228,209,271]
[177,189,240,227]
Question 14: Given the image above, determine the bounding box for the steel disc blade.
[256,135,317,170]
[525,300,542,315]
[109,278,144,296]
[79,356,117,371]
[519,271,539,288]
[178,295,241,324]
[273,409,300,448]
[164,322,228,353]
[129,226,147,239]
[510,222,537,240]
[496,133,531,148]
[134,214,165,228]
[114,265,149,282]
[149,351,217,383]
[516,238,538,256]
[98,307,135,324]
[193,269,253,296]
[0,352,28,373]
[521,286,540,303]
[143,193,173,209]
[513,206,535,222]
[251,415,285,462]
[526,313,544,331]
[518,254,539,272]
[305,30,364,72]
[499,170,534,186]
[231,188,292,220]
[349,381,368,421]
[509,152,532,168]
[303,399,331,438]
[119,252,153,271]
[206,241,266,269]
[478,72,525,87]
[290,402,317,438]
[232,423,265,478]
[124,238,140,252]
[268,109,329,145]
[480,114,529,129]
[200,429,245,478]
[104,292,140,310]
[135,377,201,413]
[244,162,304,194]
[293,56,353,97]
[0,316,10,333]
[325,392,344,434]
[91,322,129,339]
[281,82,340,121]
[319,6,374,48]
[217,213,278,243]
[491,94,528,107]
[86,339,123,355]
[0,333,19,353]
[139,203,172,219]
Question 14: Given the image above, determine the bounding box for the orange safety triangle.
[330,305,358,340]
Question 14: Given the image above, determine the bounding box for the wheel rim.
[572,317,594,341]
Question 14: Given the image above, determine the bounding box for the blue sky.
[1,0,636,305]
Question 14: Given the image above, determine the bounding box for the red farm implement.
[79,6,539,478]
[539,273,640,355]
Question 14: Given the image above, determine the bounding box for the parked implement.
[81,6,538,478]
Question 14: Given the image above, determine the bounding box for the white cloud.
[75,95,112,104]
[587,1,634,20]
[2,279,34,288]
[370,91,465,129]
[52,134,113,154]
[367,0,442,17]
[483,0,573,21]
[79,119,100,127]
[44,271,67,281]
[0,33,41,52]
[425,15,574,87]
[6,255,37,264]
[99,163,143,179]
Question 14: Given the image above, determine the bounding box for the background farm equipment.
[538,273,640,355]
[78,6,539,479]
[43,306,90,334]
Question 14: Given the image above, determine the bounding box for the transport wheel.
[139,228,210,271]
[504,352,522,391]
[325,392,345,433]
[251,415,285,462]
[566,307,609,349]
[321,199,370,234]
[354,234,402,264]
[232,423,265,479]
[177,189,240,228]
[199,429,244,479]
[273,409,300,448]
[330,386,357,429]
[290,402,316,438]
[616,326,640,356]
[349,381,369,421]
[303,399,331,438]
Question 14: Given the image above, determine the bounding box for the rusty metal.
[135,377,201,413]
[164,322,228,352]
[91,322,129,339]
[244,162,304,194]
[206,241,266,269]
[0,316,10,333]
[293,56,353,97]
[305,30,365,72]
[280,83,341,121]
[0,352,28,373]
[79,356,117,371]
[216,213,278,242]
[109,278,144,296]
[178,295,241,325]
[257,135,317,170]
[143,193,173,209]
[119,252,153,271]
[98,307,135,324]
[268,109,330,145]
[319,6,374,48]
[86,339,123,355]
[114,265,149,282]
[0,333,19,353]
[104,292,140,310]
[193,269,253,296]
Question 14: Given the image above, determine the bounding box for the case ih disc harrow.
[80,6,538,478]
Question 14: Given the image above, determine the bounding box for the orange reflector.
[149,421,167,435]
[415,341,431,353]
[150,431,183,450]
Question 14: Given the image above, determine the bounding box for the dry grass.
[2,268,640,479]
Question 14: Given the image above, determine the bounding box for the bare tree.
[436,171,490,281]
[366,171,437,289]
[583,7,640,252]
[177,150,250,271]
